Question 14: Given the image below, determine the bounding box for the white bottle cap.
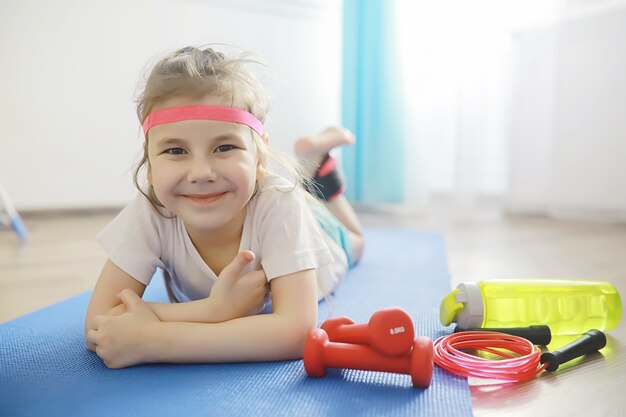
[453,282,484,329]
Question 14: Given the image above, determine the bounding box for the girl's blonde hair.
[133,45,313,212]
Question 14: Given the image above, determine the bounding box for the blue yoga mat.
[0,229,471,417]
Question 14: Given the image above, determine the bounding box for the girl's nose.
[187,157,217,183]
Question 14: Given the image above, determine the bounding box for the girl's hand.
[210,250,270,322]
[86,289,161,369]
[85,302,128,352]
[106,303,127,316]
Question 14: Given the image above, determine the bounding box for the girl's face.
[146,94,262,237]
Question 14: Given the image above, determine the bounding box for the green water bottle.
[440,280,622,335]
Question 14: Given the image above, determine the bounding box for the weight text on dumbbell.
[390,326,406,335]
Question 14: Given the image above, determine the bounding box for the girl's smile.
[181,192,228,206]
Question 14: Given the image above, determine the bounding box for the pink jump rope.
[304,308,607,387]
[435,328,606,381]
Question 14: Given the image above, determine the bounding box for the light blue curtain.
[342,0,405,204]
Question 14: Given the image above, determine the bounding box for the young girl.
[84,45,364,369]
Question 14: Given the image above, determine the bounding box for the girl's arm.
[87,269,318,368]
[146,251,269,323]
[86,251,269,355]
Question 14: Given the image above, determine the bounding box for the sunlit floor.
[2,202,625,323]
[2,203,626,417]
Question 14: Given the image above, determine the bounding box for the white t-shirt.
[97,173,348,301]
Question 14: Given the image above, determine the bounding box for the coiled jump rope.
[433,328,607,382]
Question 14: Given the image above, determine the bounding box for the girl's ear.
[143,140,153,185]
[147,162,153,185]
[256,133,269,179]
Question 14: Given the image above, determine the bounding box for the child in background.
[85,45,364,369]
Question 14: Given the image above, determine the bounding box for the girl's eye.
[215,144,236,153]
[164,147,186,155]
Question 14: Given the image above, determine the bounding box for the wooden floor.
[2,204,626,323]
[2,203,625,324]
[2,203,625,416]
[0,210,113,322]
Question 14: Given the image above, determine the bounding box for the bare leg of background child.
[295,126,365,263]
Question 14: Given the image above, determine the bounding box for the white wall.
[0,0,342,210]
[506,4,626,220]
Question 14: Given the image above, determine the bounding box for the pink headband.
[142,105,264,137]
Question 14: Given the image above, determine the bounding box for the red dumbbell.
[321,307,415,356]
[304,328,434,388]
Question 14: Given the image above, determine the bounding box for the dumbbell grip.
[322,342,410,373]
[454,325,552,346]
[325,323,369,345]
[540,329,607,372]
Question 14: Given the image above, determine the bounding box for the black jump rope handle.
[454,325,552,346]
[540,329,607,372]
